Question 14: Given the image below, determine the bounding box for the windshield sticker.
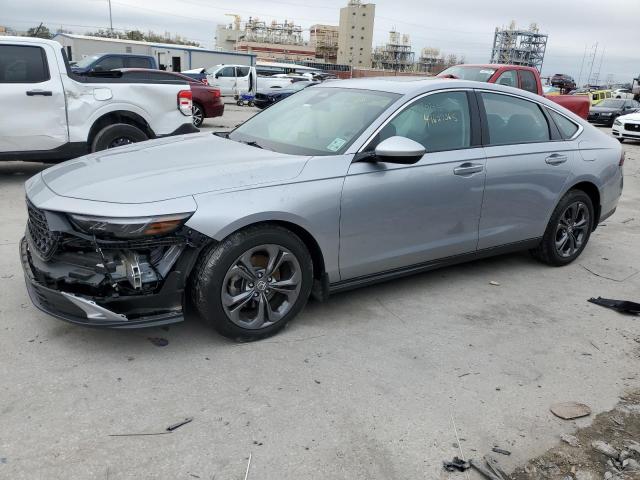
[326,137,347,152]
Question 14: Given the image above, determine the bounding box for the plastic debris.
[588,297,640,315]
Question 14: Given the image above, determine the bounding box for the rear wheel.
[91,123,148,152]
[191,225,313,340]
[192,103,204,128]
[531,190,594,266]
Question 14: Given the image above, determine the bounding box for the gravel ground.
[0,112,639,479]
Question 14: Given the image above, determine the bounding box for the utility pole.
[108,0,114,34]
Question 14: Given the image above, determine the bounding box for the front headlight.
[600,112,612,116]
[68,212,192,239]
[614,119,622,126]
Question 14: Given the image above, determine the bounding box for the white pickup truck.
[202,65,293,96]
[0,36,198,162]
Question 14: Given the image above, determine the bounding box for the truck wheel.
[91,123,148,152]
[192,103,204,128]
[190,224,313,341]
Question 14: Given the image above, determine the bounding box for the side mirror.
[374,136,425,164]
[92,65,105,72]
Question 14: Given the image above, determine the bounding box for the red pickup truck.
[438,64,590,119]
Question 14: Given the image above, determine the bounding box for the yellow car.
[573,89,613,106]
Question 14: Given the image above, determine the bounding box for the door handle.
[545,154,568,165]
[26,90,52,96]
[453,163,484,175]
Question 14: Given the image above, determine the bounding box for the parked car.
[438,64,590,119]
[574,88,613,106]
[587,98,640,126]
[612,112,640,142]
[21,78,623,340]
[113,69,224,127]
[550,73,576,90]
[0,36,197,162]
[71,53,157,74]
[254,81,318,109]
[611,88,634,100]
[180,68,209,85]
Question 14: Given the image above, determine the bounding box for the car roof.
[315,77,524,96]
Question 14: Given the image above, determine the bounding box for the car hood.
[590,106,621,113]
[620,112,640,122]
[40,133,310,204]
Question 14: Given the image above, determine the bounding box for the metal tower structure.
[371,29,415,72]
[490,21,548,70]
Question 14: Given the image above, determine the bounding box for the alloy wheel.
[192,105,203,127]
[555,201,590,258]
[221,244,302,329]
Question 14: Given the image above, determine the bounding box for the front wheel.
[530,190,594,266]
[91,123,148,152]
[191,225,313,340]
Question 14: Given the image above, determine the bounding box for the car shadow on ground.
[38,249,539,356]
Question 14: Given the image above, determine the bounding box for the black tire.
[91,123,148,152]
[191,224,313,341]
[530,190,594,266]
[192,103,204,128]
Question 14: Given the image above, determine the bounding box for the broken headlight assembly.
[68,213,192,239]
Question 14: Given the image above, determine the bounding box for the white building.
[53,33,256,71]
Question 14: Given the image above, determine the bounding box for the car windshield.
[598,99,625,108]
[228,87,400,156]
[439,66,496,81]
[73,55,101,68]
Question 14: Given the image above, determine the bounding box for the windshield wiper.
[242,140,264,149]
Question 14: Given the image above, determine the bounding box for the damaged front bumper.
[20,217,209,329]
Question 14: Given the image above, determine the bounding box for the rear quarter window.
[519,70,538,94]
[0,45,49,83]
[548,109,579,139]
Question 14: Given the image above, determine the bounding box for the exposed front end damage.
[20,202,210,328]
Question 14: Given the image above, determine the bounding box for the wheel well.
[570,181,601,229]
[88,111,154,146]
[251,220,326,280]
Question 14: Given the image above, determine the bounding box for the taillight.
[201,78,209,85]
[619,150,625,167]
[212,89,221,98]
[177,90,192,116]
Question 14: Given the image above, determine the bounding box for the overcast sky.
[3,0,639,83]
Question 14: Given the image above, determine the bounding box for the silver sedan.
[21,78,624,340]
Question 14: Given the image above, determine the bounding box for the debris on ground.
[244,453,252,480]
[443,456,470,472]
[550,401,592,420]
[588,297,640,315]
[166,417,193,432]
[581,262,639,282]
[621,217,635,224]
[492,447,511,456]
[147,337,169,347]
[560,433,580,447]
[470,455,508,480]
[512,391,640,480]
[489,281,501,286]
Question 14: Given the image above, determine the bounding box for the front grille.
[625,123,640,132]
[27,201,60,260]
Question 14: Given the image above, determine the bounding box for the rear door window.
[236,66,250,77]
[481,92,550,145]
[495,70,518,87]
[125,56,153,68]
[94,56,124,71]
[0,45,49,83]
[519,70,538,94]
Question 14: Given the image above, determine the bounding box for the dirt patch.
[511,391,640,480]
